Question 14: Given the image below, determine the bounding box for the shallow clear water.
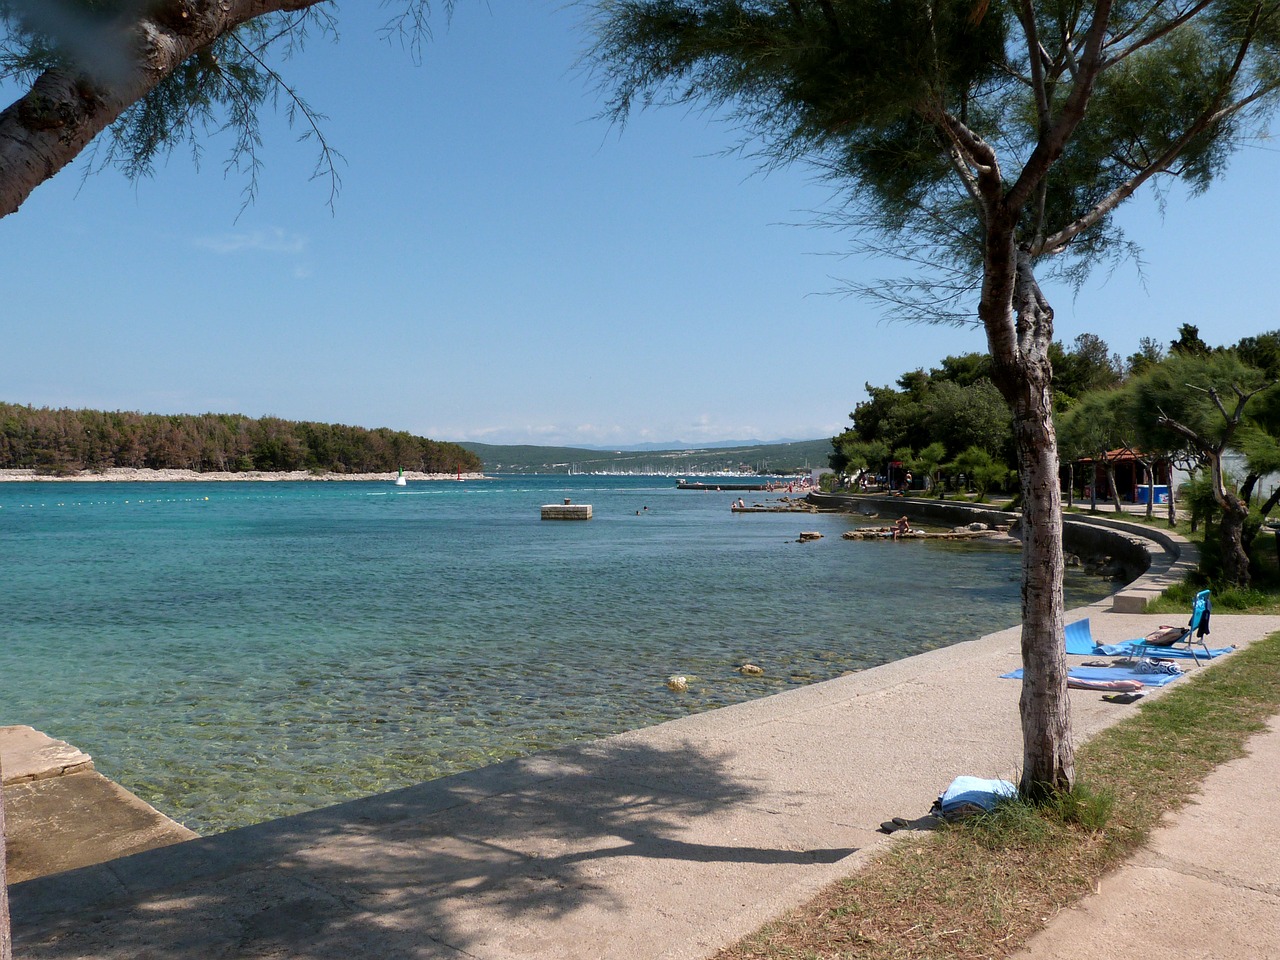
[0,477,1113,832]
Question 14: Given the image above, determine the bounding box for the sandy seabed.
[0,468,487,483]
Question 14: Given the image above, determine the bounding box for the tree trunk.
[984,248,1073,798]
[0,0,325,219]
[1012,390,1072,796]
[1204,451,1251,586]
[1219,499,1251,586]
[1106,464,1122,512]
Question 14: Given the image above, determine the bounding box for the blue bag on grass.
[939,776,1017,815]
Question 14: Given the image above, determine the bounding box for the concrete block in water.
[541,503,592,520]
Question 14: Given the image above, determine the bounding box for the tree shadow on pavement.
[11,736,860,958]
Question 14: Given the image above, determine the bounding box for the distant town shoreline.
[0,469,487,483]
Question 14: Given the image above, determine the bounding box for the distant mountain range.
[457,438,833,474]
[566,438,812,452]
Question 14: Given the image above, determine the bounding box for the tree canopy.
[592,0,1280,796]
[1129,350,1274,583]
[591,2,1280,306]
[831,336,1126,476]
[0,403,482,474]
[852,326,1280,585]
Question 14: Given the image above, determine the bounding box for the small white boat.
[395,467,407,487]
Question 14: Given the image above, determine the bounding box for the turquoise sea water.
[1,477,1113,833]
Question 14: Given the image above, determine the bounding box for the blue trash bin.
[1134,484,1169,504]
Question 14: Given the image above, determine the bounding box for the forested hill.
[0,404,482,475]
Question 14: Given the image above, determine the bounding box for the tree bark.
[1009,308,1071,796]
[982,242,1073,797]
[0,0,324,218]
[1204,452,1251,585]
[1106,463,1122,512]
[1219,495,1251,586]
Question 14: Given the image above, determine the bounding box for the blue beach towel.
[1001,666,1184,687]
[1115,643,1234,660]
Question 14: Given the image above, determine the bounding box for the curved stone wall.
[807,492,1197,613]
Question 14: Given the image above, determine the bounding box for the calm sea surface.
[1,476,1113,833]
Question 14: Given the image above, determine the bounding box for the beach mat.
[1063,619,1098,655]
[1062,619,1232,659]
[1001,666,1184,687]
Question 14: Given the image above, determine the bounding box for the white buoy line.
[4,495,215,509]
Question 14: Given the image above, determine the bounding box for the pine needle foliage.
[589,1,1280,319]
[0,2,452,208]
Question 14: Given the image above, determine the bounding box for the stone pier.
[1,725,196,883]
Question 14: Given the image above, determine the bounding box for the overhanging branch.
[0,0,329,218]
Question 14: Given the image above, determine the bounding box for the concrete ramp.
[2,726,195,884]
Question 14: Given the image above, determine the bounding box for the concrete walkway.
[9,611,1280,959]
[1015,713,1280,960]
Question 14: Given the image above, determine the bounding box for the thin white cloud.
[432,421,841,446]
[194,228,308,256]
[446,421,733,447]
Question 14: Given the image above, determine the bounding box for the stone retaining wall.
[807,492,1198,613]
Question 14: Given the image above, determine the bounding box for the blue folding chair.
[1131,589,1212,661]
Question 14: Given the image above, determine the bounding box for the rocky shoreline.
[0,468,487,483]
[840,526,1014,542]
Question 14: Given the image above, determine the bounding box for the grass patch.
[713,630,1280,960]
[1145,580,1280,615]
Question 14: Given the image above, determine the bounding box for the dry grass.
[712,631,1280,960]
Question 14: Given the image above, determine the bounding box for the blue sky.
[3,1,1279,448]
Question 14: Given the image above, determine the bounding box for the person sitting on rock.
[892,516,911,539]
